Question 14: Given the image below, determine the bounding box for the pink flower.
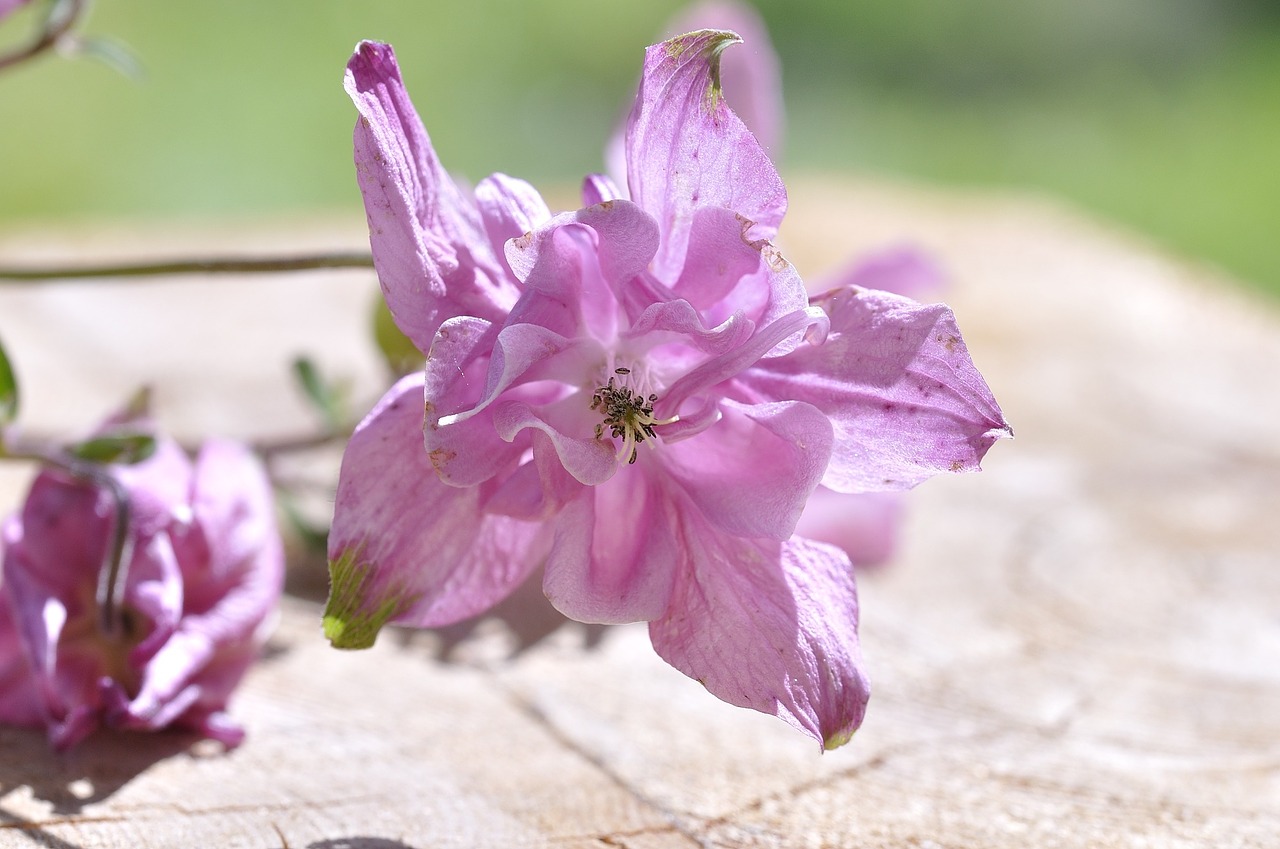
[0,0,30,23]
[0,435,284,750]
[326,34,1010,748]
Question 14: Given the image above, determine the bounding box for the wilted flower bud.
[0,435,283,750]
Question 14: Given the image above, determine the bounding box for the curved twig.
[0,0,87,72]
[0,251,375,282]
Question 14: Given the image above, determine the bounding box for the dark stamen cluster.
[590,367,660,464]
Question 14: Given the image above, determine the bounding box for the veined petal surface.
[744,286,1011,491]
[650,528,869,750]
[346,41,519,353]
[625,30,787,283]
[326,374,547,647]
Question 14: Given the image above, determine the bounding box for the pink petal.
[184,439,284,615]
[122,441,284,729]
[111,438,195,537]
[426,317,584,487]
[662,399,832,541]
[625,30,787,283]
[475,172,552,278]
[658,305,828,420]
[795,489,905,567]
[1,471,108,605]
[662,1,785,154]
[626,298,756,360]
[671,205,771,311]
[581,173,623,206]
[0,586,42,726]
[542,466,678,624]
[650,530,870,750]
[485,429,587,521]
[325,374,548,647]
[670,206,809,334]
[809,244,948,301]
[744,286,1012,491]
[121,534,184,668]
[506,201,660,339]
[492,399,617,486]
[346,41,518,353]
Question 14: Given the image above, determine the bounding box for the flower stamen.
[591,367,668,464]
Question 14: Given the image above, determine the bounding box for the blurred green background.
[1,0,1277,296]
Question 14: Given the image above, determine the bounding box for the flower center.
[591,367,663,464]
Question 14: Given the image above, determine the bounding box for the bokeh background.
[1,0,1277,297]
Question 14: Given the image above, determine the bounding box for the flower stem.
[0,0,87,72]
[0,252,375,282]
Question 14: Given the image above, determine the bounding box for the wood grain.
[1,179,1277,848]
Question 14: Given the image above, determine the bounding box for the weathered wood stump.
[1,177,1277,848]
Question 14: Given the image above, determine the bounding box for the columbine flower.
[0,432,284,750]
[325,32,1009,749]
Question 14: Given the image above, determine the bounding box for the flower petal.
[325,374,547,648]
[1,471,108,604]
[744,286,1012,491]
[662,1,785,155]
[625,30,787,283]
[492,399,618,486]
[475,172,552,277]
[671,206,768,311]
[662,399,832,541]
[542,466,678,624]
[650,530,869,750]
[121,440,284,732]
[809,244,948,301]
[658,305,828,420]
[581,173,624,206]
[346,41,517,353]
[0,574,43,727]
[795,489,905,567]
[506,200,660,339]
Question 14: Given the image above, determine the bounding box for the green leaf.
[67,431,157,465]
[372,297,423,378]
[291,355,345,432]
[0,334,18,428]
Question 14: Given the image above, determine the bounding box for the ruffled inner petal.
[542,467,678,624]
[661,398,832,541]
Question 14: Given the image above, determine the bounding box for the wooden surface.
[1,178,1278,848]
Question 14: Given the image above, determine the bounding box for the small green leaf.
[68,432,157,465]
[291,356,344,431]
[372,297,423,378]
[0,334,17,427]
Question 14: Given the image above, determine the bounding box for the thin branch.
[0,0,87,72]
[0,251,375,282]
[254,429,348,460]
